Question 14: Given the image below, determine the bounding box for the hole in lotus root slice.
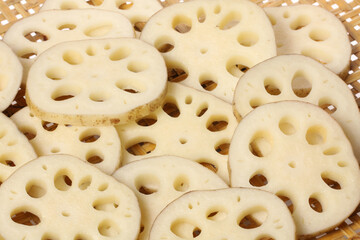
[309,28,330,42]
[127,61,149,73]
[167,64,188,83]
[321,172,341,190]
[196,103,208,117]
[86,46,96,56]
[206,206,228,221]
[19,51,37,60]
[267,14,277,26]
[276,193,294,214]
[63,50,83,65]
[98,219,120,237]
[78,176,92,190]
[59,1,78,9]
[0,153,16,167]
[171,219,202,239]
[46,67,67,80]
[219,11,241,30]
[54,169,73,191]
[199,160,218,173]
[116,80,144,94]
[19,126,36,140]
[197,8,206,23]
[42,121,58,132]
[51,85,81,101]
[323,146,340,155]
[291,70,312,98]
[109,47,131,61]
[79,129,101,143]
[249,172,268,187]
[58,24,76,31]
[11,208,40,226]
[173,175,190,192]
[172,15,192,34]
[93,196,119,212]
[155,37,175,53]
[290,15,311,30]
[42,232,59,240]
[199,74,217,91]
[162,98,180,118]
[309,195,323,213]
[238,207,268,229]
[84,0,103,6]
[215,141,230,155]
[26,180,46,198]
[264,77,281,96]
[86,150,104,164]
[74,233,92,240]
[226,57,250,78]
[118,1,133,10]
[133,21,146,32]
[279,117,297,135]
[256,235,275,240]
[318,97,337,114]
[136,114,157,127]
[238,31,259,47]
[250,98,264,109]
[98,183,108,191]
[126,141,156,156]
[24,31,49,43]
[207,116,228,132]
[214,5,221,14]
[135,174,160,195]
[306,125,327,145]
[84,23,113,37]
[249,131,272,157]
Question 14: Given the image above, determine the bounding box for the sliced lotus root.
[26,38,167,126]
[149,188,296,240]
[0,41,23,111]
[233,54,360,161]
[116,82,237,183]
[113,155,228,240]
[0,154,141,239]
[229,101,360,236]
[3,9,134,84]
[265,5,351,78]
[0,112,37,185]
[41,0,162,35]
[140,0,276,103]
[11,106,121,175]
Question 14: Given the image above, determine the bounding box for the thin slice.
[265,5,351,78]
[0,154,140,240]
[11,106,121,175]
[26,38,167,126]
[3,9,134,83]
[149,188,296,240]
[41,0,162,35]
[229,101,360,236]
[233,54,360,161]
[0,41,22,111]
[116,82,238,183]
[140,0,276,103]
[113,155,228,240]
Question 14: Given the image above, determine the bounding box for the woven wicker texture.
[0,0,360,239]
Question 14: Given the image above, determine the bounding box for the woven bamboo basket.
[0,0,360,239]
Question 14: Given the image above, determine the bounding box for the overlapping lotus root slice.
[116,82,237,183]
[11,106,121,175]
[3,9,134,83]
[149,188,296,240]
[26,38,167,126]
[140,0,276,103]
[113,156,228,240]
[0,112,37,186]
[233,55,360,161]
[0,41,23,111]
[265,5,351,78]
[229,101,360,236]
[0,154,141,240]
[41,0,162,35]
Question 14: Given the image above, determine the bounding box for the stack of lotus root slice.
[0,0,359,239]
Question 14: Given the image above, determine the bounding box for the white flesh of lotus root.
[11,106,121,175]
[112,155,228,240]
[41,0,162,35]
[140,0,276,103]
[233,55,360,161]
[265,5,351,78]
[0,154,141,240]
[116,82,237,183]
[26,38,167,126]
[228,101,360,236]
[149,188,296,240]
[3,9,134,84]
[0,112,37,185]
[0,41,22,111]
